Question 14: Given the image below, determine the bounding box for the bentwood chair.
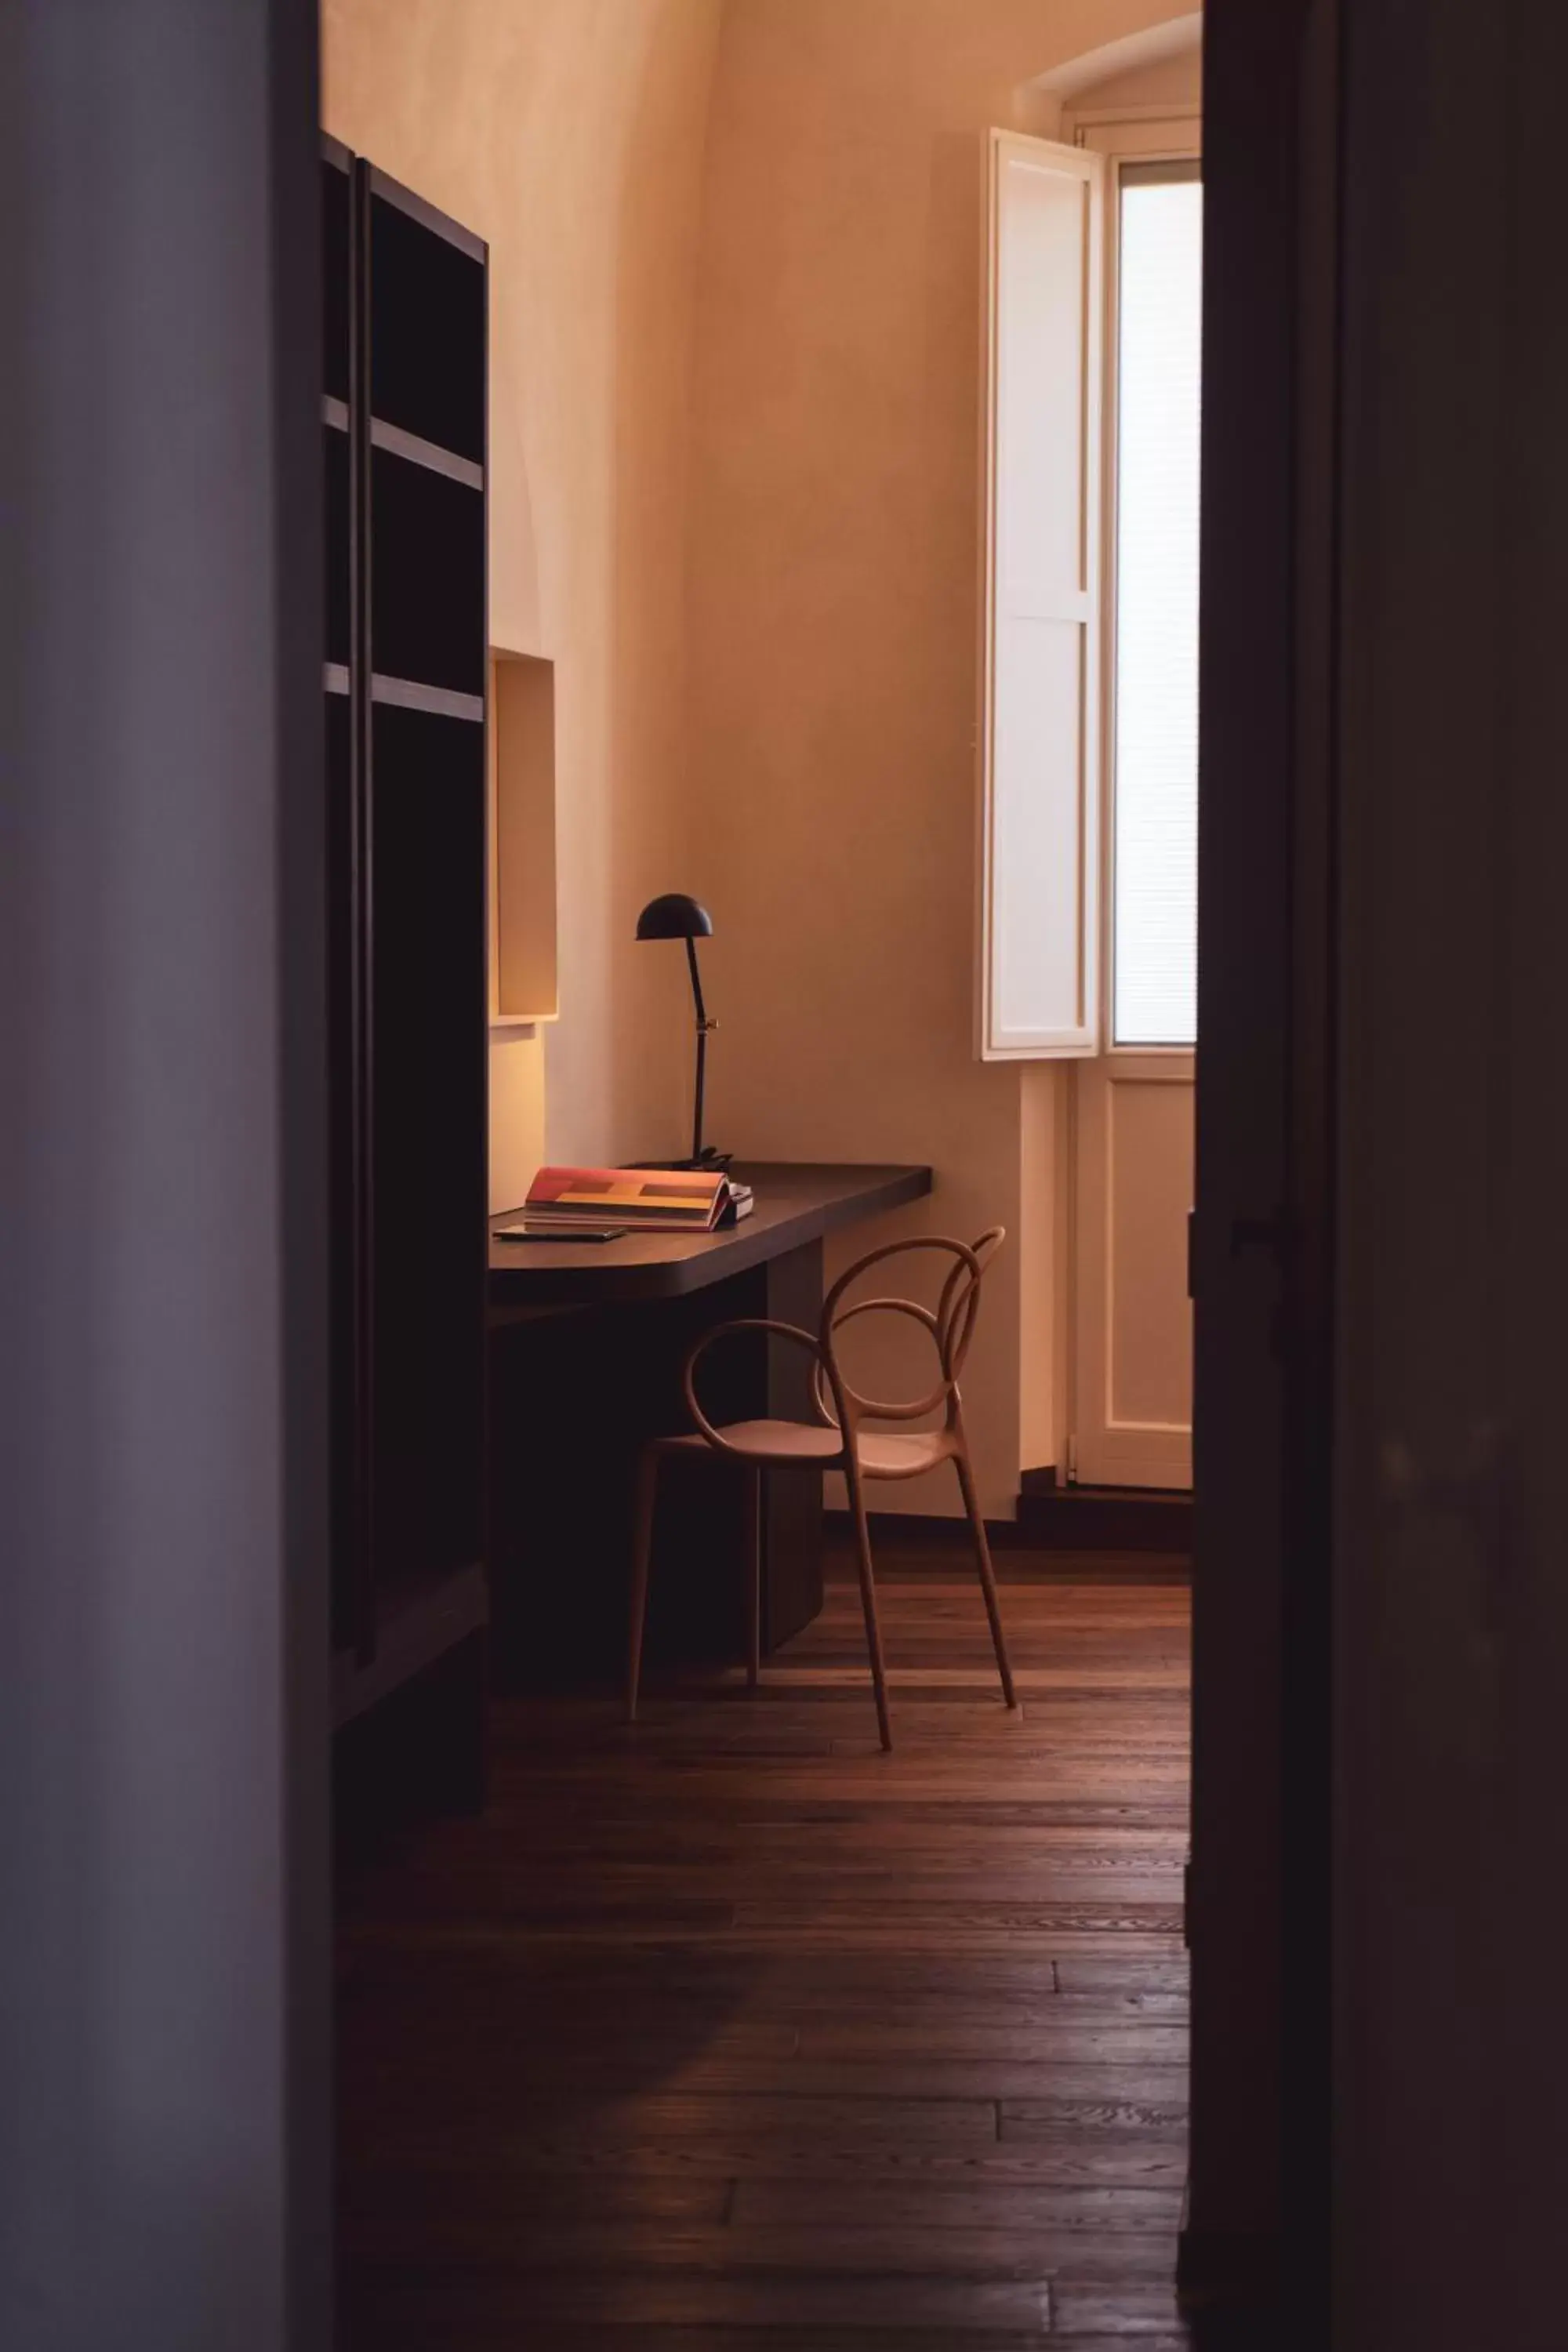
[626,1230,1018,1751]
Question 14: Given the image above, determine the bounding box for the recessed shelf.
[323,394,350,433]
[371,673,483,724]
[489,650,559,1026]
[371,416,482,491]
[324,662,350,695]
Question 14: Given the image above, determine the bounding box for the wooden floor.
[337,1542,1193,2347]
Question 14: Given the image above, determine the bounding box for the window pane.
[1112,174,1202,1047]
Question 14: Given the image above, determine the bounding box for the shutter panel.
[978,131,1104,1058]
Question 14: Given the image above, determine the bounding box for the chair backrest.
[815,1228,1006,1428]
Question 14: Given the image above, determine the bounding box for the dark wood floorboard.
[337,1542,1192,2345]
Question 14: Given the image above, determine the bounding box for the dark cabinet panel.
[324,424,350,670]
[322,152,350,406]
[369,449,485,695]
[323,136,489,1744]
[368,189,485,463]
[369,703,487,1598]
[325,688,362,1654]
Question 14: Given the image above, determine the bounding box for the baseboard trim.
[1017,1471,1192,1555]
[824,1508,1191,1581]
[823,1507,1019,1543]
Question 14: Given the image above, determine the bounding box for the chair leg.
[846,1461,892,1751]
[744,1464,762,1692]
[956,1446,1018,1709]
[626,1444,660,1723]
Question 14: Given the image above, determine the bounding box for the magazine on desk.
[508,1165,753,1236]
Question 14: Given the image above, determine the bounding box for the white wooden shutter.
[978,131,1104,1058]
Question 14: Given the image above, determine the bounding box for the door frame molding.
[1183,0,1338,2328]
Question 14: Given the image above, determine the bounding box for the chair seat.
[662,1421,953,1479]
[630,1229,1017,1751]
[856,1428,955,1478]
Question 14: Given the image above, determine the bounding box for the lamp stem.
[686,935,709,1165]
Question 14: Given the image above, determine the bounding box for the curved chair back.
[815,1229,1006,1432]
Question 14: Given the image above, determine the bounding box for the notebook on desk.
[494,1219,629,1243]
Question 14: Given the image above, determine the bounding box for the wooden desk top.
[488,1161,931,1316]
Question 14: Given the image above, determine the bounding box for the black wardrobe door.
[367,701,487,1596]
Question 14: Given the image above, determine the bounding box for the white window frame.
[1065,111,1203,1493]
[1077,112,1202,1067]
[976,131,1105,1061]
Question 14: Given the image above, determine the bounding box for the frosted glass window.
[1112,172,1203,1047]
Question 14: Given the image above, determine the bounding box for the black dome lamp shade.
[634,895,728,1171]
[635,892,713,942]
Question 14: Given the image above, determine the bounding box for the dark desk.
[489,1160,931,1311]
[486,1163,931,1682]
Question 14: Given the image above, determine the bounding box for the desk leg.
[762,1238,825,1650]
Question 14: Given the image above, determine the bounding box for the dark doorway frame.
[0,4,331,2345]
[1185,0,1338,2334]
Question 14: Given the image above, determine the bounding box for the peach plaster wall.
[323,0,1194,1520]
[682,0,1194,1514]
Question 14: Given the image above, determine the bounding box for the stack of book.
[493,1162,757,1242]
[501,1165,753,1240]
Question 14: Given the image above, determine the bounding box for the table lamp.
[635,893,729,1171]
